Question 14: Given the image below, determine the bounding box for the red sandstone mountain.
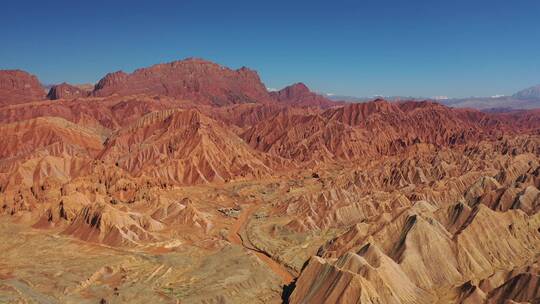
[47,82,91,100]
[241,110,366,162]
[0,116,104,195]
[270,82,339,108]
[0,94,188,132]
[0,70,45,106]
[0,58,539,304]
[241,99,530,163]
[92,58,272,106]
[493,108,540,132]
[98,108,281,184]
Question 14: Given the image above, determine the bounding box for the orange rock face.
[0,70,45,106]
[270,82,339,108]
[47,82,91,100]
[98,108,279,185]
[0,59,539,304]
[92,58,272,106]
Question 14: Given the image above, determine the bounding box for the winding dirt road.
[227,204,294,285]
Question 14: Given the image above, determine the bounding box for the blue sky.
[1,0,539,98]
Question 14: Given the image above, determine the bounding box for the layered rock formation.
[270,82,338,108]
[92,58,272,105]
[0,70,45,106]
[241,99,528,164]
[0,58,539,304]
[98,108,279,184]
[47,82,91,100]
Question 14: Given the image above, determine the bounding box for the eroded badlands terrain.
[0,58,539,303]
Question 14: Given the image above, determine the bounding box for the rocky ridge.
[0,58,539,304]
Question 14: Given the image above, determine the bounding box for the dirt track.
[227,204,294,285]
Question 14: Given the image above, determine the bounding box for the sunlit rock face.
[0,59,539,303]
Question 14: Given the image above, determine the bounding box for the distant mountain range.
[439,96,540,111]
[327,84,540,111]
[513,84,540,100]
[22,65,540,112]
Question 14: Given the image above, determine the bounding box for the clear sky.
[1,0,539,98]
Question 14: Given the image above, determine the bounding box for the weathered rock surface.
[0,70,45,106]
[270,82,338,108]
[0,58,539,304]
[47,82,91,100]
[92,58,272,106]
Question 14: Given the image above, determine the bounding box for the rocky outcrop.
[0,70,45,106]
[92,58,272,105]
[62,203,158,246]
[291,200,540,303]
[487,271,540,303]
[47,82,91,100]
[241,99,530,163]
[270,82,338,108]
[0,116,104,191]
[98,108,280,185]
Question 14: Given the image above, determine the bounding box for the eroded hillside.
[0,59,539,304]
